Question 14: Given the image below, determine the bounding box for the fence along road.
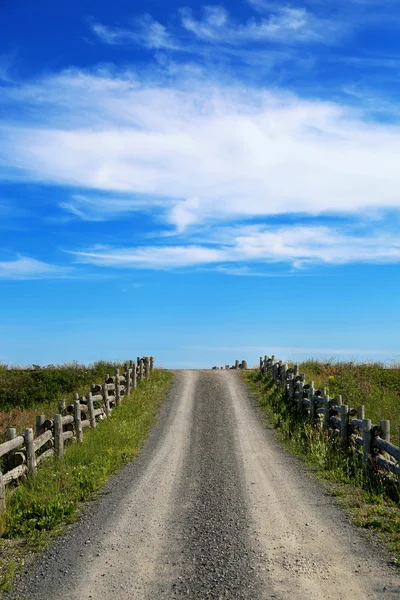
[9,371,399,600]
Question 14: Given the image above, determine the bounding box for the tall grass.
[0,361,125,411]
[299,360,400,444]
[0,361,126,441]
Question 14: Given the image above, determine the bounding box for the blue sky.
[1,0,400,367]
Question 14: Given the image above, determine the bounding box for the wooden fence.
[0,356,155,512]
[260,355,400,489]
[212,360,248,370]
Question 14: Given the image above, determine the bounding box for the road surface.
[9,371,399,599]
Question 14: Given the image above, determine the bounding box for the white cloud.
[90,15,179,50]
[0,257,69,280]
[2,71,400,233]
[70,223,400,270]
[59,193,165,221]
[179,5,334,44]
[72,245,224,269]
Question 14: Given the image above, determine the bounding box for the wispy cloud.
[59,193,166,222]
[90,14,179,50]
[0,257,71,280]
[179,5,337,45]
[69,223,400,270]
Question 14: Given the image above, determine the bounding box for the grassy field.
[243,364,400,564]
[0,361,125,442]
[298,360,400,444]
[0,369,174,592]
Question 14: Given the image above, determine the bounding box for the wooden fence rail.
[259,354,400,489]
[0,356,155,512]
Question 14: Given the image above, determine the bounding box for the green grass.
[243,369,400,563]
[0,361,126,412]
[298,359,400,444]
[0,370,173,540]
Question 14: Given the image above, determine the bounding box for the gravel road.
[9,371,399,599]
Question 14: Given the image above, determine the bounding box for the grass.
[0,369,174,590]
[0,361,126,442]
[243,368,400,564]
[298,359,400,444]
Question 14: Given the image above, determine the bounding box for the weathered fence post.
[309,381,315,423]
[297,382,304,414]
[358,405,365,420]
[340,405,349,448]
[115,368,121,406]
[7,428,16,471]
[126,363,131,397]
[54,414,64,458]
[139,358,144,381]
[103,378,111,417]
[281,363,288,388]
[58,398,66,416]
[380,420,390,442]
[132,361,137,390]
[144,357,150,379]
[87,392,96,429]
[25,428,36,475]
[36,415,45,437]
[323,392,330,430]
[74,399,83,443]
[150,356,154,372]
[363,419,372,465]
[0,471,5,513]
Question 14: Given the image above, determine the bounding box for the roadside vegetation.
[0,362,124,442]
[299,359,400,445]
[243,364,400,564]
[0,369,174,593]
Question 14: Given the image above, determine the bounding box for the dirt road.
[10,371,399,599]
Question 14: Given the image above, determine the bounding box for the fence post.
[54,414,64,458]
[309,381,315,423]
[150,356,154,372]
[380,420,390,442]
[297,382,304,414]
[0,471,5,513]
[126,363,131,397]
[25,428,36,475]
[132,361,137,390]
[281,363,288,388]
[58,399,66,416]
[36,415,45,437]
[144,357,150,379]
[87,392,96,429]
[358,405,365,420]
[363,419,372,465]
[7,428,16,471]
[323,392,330,430]
[115,368,121,406]
[340,405,349,448]
[74,400,83,443]
[103,379,111,417]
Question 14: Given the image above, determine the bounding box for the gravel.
[7,370,400,600]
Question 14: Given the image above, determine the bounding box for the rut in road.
[9,370,399,600]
